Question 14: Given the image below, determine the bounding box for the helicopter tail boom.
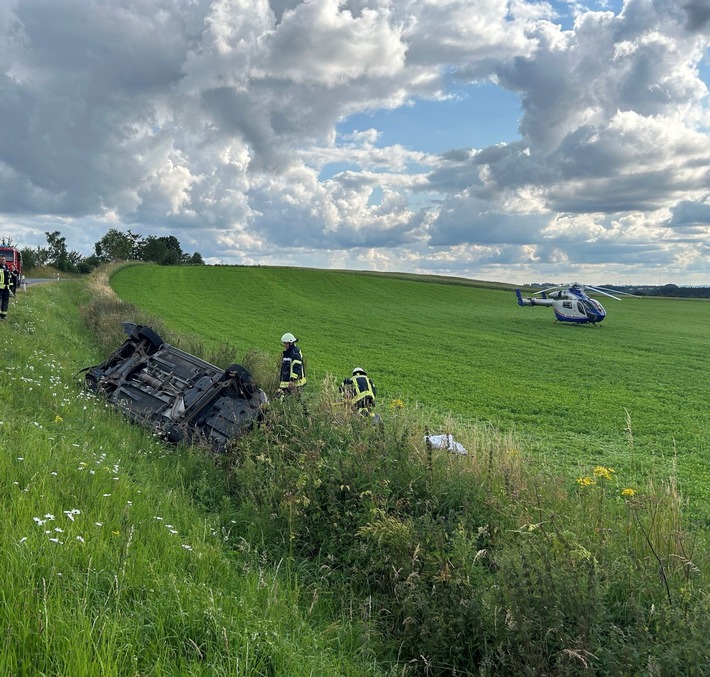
[516,289,555,307]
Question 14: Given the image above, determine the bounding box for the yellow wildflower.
[54,415,63,423]
[621,488,636,497]
[390,399,405,410]
[576,476,595,487]
[593,466,615,481]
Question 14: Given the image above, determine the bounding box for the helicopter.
[515,283,635,325]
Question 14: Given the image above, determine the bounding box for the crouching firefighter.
[277,332,306,396]
[340,368,381,423]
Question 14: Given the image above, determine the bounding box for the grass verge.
[0,278,384,676]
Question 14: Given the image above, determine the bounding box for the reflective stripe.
[279,347,306,388]
[342,375,375,408]
[351,375,374,404]
[291,358,306,386]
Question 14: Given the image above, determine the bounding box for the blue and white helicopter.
[515,283,633,325]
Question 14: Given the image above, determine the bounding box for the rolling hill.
[111,264,710,517]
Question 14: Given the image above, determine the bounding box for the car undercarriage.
[84,323,266,452]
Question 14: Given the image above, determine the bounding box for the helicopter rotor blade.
[587,285,640,299]
[592,286,640,298]
[585,286,622,300]
[537,285,564,295]
[523,283,640,300]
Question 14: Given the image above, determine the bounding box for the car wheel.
[137,326,164,354]
[222,363,258,396]
[85,371,100,392]
[165,424,184,444]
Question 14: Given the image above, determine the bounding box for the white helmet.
[352,367,366,375]
[281,332,297,343]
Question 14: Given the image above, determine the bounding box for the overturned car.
[84,322,266,452]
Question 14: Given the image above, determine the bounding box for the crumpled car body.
[85,322,266,452]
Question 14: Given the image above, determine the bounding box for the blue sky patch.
[336,82,522,155]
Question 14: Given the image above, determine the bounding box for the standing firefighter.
[340,368,378,418]
[0,256,11,320]
[278,332,306,396]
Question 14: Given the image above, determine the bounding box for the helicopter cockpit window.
[563,301,573,309]
[579,299,602,317]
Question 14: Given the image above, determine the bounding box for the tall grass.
[0,280,385,676]
[2,271,709,675]
[221,387,710,674]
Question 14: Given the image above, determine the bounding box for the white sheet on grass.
[425,434,467,455]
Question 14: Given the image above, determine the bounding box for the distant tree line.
[17,229,205,273]
[639,284,710,299]
[606,284,710,299]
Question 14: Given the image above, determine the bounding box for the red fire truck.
[0,244,23,292]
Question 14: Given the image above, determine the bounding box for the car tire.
[137,326,164,354]
[85,370,100,392]
[222,363,258,397]
[165,424,184,444]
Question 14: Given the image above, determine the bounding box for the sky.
[1,0,709,286]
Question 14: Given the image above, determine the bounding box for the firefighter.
[340,367,378,417]
[277,332,306,396]
[0,256,11,320]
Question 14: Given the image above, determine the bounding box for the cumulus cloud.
[0,0,708,284]
[681,0,710,32]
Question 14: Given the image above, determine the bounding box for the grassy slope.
[111,264,710,519]
[0,281,383,676]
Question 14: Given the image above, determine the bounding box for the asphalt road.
[24,278,60,286]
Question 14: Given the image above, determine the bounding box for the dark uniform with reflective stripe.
[340,372,377,414]
[0,261,11,319]
[279,343,306,393]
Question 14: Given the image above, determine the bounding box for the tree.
[20,247,38,271]
[139,235,184,265]
[45,230,70,270]
[37,230,85,272]
[186,252,205,265]
[67,250,84,270]
[32,245,50,267]
[94,229,142,262]
[77,255,102,274]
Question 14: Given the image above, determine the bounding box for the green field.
[111,264,710,518]
[3,271,709,675]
